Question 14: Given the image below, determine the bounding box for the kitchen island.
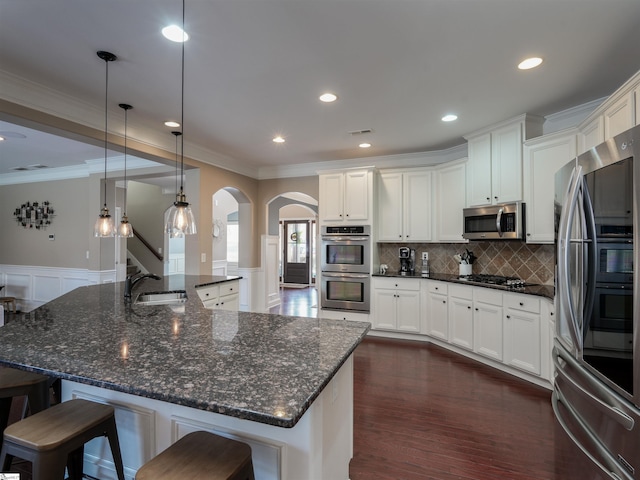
[0,275,370,479]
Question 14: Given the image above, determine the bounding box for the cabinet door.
[344,170,369,221]
[404,171,432,242]
[467,133,492,206]
[604,92,634,139]
[578,116,604,154]
[319,173,345,222]
[504,309,541,375]
[491,122,522,204]
[396,289,421,333]
[372,289,397,330]
[449,296,473,350]
[377,172,404,241]
[218,294,239,311]
[474,301,503,361]
[523,133,577,243]
[426,292,448,340]
[435,161,467,242]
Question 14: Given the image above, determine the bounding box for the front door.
[283,221,310,284]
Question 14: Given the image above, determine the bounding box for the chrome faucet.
[124,272,161,300]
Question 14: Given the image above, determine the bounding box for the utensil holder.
[459,264,472,276]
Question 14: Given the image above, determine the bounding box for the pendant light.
[94,50,117,237]
[117,103,134,238]
[165,0,197,237]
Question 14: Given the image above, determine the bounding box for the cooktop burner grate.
[458,274,526,287]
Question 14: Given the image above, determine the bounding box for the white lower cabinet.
[473,288,503,361]
[448,284,473,350]
[196,280,240,311]
[423,280,448,340]
[503,293,541,376]
[372,277,420,333]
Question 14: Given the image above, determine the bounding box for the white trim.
[0,265,115,312]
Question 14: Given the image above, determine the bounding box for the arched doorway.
[212,187,250,276]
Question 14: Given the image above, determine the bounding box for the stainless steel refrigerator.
[554,124,640,479]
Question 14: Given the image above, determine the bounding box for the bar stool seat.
[0,398,125,480]
[0,297,16,313]
[0,367,50,437]
[135,431,254,480]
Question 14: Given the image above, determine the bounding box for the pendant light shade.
[118,103,134,238]
[165,0,197,237]
[94,50,117,237]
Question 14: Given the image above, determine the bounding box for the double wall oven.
[320,225,370,312]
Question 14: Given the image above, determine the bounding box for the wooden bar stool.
[0,398,125,480]
[0,367,50,437]
[135,431,254,480]
[0,297,16,313]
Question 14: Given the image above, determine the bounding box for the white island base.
[60,356,354,480]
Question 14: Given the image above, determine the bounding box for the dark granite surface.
[373,272,555,300]
[0,275,370,428]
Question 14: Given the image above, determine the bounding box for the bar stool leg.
[105,417,126,480]
[32,450,68,480]
[66,446,85,480]
[0,397,12,435]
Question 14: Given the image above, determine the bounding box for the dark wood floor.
[4,288,604,479]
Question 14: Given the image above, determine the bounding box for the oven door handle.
[322,272,370,279]
[321,236,370,242]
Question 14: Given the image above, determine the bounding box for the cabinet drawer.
[474,287,503,306]
[219,282,238,296]
[449,284,472,300]
[504,293,540,314]
[196,285,220,301]
[374,277,419,291]
[427,281,448,295]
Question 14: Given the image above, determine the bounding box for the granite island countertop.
[0,275,370,428]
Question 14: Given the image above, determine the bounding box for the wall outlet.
[201,253,207,263]
[48,234,55,241]
[422,252,428,261]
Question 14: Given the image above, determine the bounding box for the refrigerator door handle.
[553,349,634,430]
[557,166,583,352]
[582,182,598,341]
[553,387,633,480]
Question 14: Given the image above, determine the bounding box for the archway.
[212,187,251,276]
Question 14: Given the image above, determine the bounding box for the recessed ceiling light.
[442,114,458,122]
[319,93,338,103]
[0,136,4,142]
[273,136,285,143]
[164,121,180,128]
[162,25,189,43]
[518,57,543,70]
[359,143,371,148]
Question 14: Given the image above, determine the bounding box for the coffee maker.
[399,247,415,275]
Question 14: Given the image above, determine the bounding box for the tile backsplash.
[378,241,555,286]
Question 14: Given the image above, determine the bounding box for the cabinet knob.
[346,214,349,217]
[550,312,554,316]
[475,308,479,311]
[467,306,471,309]
[435,287,438,290]
[486,197,490,201]
[442,300,446,304]
[399,234,402,238]
[205,293,210,297]
[494,196,498,200]
[506,315,511,319]
[519,302,524,306]
[527,233,531,237]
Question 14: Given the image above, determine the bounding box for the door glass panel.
[287,223,307,263]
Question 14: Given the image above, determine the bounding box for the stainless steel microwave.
[462,202,525,240]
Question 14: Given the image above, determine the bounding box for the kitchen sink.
[134,290,188,306]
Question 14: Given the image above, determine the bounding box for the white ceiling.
[1,0,640,179]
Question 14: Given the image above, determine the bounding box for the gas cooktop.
[458,274,527,288]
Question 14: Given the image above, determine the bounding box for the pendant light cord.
[180,0,186,196]
[104,57,109,208]
[122,105,128,214]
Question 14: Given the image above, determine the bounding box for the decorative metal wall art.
[14,201,55,229]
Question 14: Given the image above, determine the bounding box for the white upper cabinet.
[377,169,432,242]
[603,91,635,140]
[465,115,543,207]
[523,129,577,243]
[434,159,467,242]
[319,168,373,224]
[578,70,640,154]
